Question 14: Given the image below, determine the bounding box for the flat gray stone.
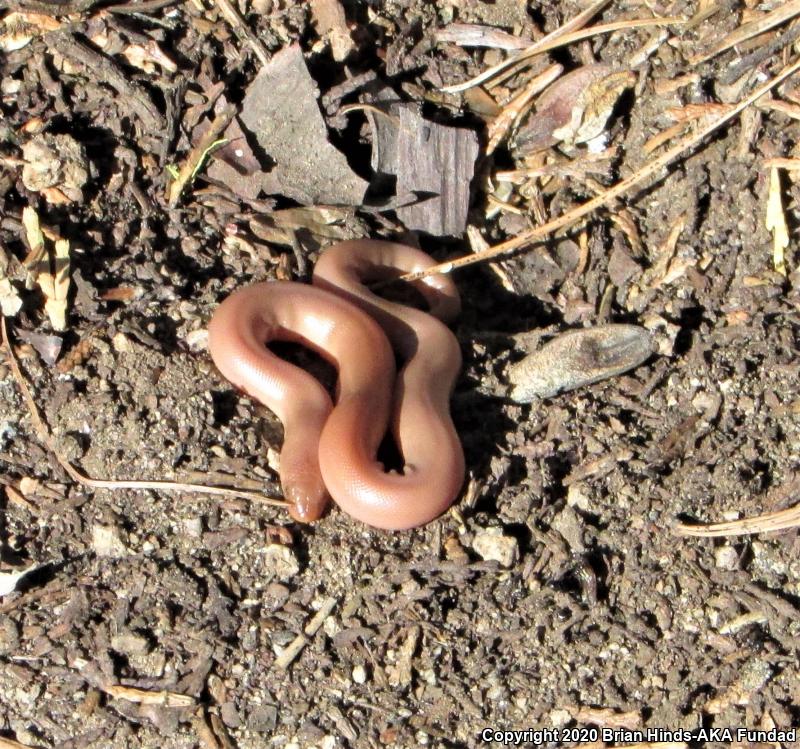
[239,44,368,205]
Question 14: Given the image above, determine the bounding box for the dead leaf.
[15,329,63,365]
[37,238,71,331]
[21,133,88,204]
[508,324,654,402]
[766,165,789,276]
[514,65,634,153]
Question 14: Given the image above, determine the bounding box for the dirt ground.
[1,0,800,747]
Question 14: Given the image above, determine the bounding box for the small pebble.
[111,632,150,656]
[112,332,132,352]
[0,616,20,654]
[91,524,130,558]
[472,527,518,568]
[714,545,739,571]
[182,516,203,538]
[263,544,300,580]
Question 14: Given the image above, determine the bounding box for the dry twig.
[102,684,195,707]
[691,0,800,64]
[400,56,800,284]
[167,105,235,207]
[442,12,680,94]
[211,0,269,66]
[0,737,39,749]
[675,503,800,537]
[275,596,338,669]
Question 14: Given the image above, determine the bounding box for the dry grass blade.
[442,8,679,93]
[691,0,800,64]
[0,737,40,749]
[443,18,680,94]
[401,56,800,284]
[675,504,800,537]
[440,0,612,93]
[166,105,235,207]
[102,684,195,707]
[1,316,286,508]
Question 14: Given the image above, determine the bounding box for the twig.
[166,105,235,207]
[691,0,800,64]
[212,0,270,67]
[46,30,165,132]
[400,56,800,284]
[275,596,338,669]
[102,684,195,707]
[674,504,800,537]
[441,13,680,93]
[719,23,800,85]
[1,316,286,509]
[107,0,182,14]
[0,736,41,749]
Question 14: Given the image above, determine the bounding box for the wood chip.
[310,0,354,61]
[766,165,789,276]
[275,596,338,669]
[369,103,479,236]
[569,705,642,730]
[103,684,196,707]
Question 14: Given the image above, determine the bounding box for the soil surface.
[1,1,799,748]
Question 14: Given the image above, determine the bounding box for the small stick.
[102,684,195,707]
[763,157,800,170]
[167,105,235,207]
[691,0,800,64]
[46,30,164,131]
[674,504,800,537]
[400,56,800,284]
[275,596,338,669]
[0,737,39,749]
[212,0,270,67]
[1,316,286,509]
[719,23,800,85]
[441,14,681,94]
[107,0,182,14]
